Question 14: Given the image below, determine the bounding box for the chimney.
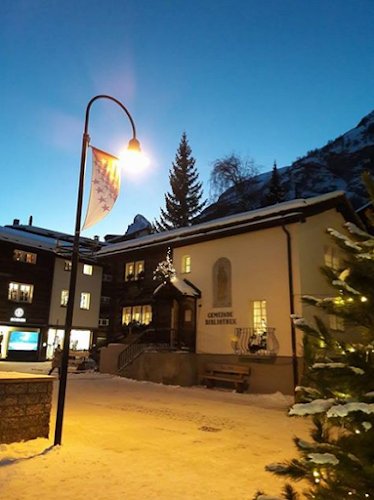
[94,235,100,242]
[13,219,20,226]
[29,215,33,226]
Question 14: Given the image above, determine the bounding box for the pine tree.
[263,161,285,206]
[257,175,374,500]
[156,133,206,231]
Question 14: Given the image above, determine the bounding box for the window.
[132,306,142,323]
[83,264,93,275]
[135,261,145,279]
[64,261,72,271]
[122,305,152,325]
[182,255,191,274]
[61,290,69,307]
[8,282,34,303]
[80,292,91,310]
[125,262,135,281]
[101,296,111,304]
[324,246,340,271]
[184,308,193,323]
[125,261,145,281]
[253,300,267,333]
[142,305,152,325]
[99,318,109,327]
[329,314,345,331]
[122,307,132,325]
[13,250,37,264]
[102,273,112,282]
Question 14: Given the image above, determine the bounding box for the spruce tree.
[156,133,206,231]
[263,161,285,207]
[256,175,374,500]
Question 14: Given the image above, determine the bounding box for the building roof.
[97,191,360,257]
[154,278,201,298]
[0,226,59,252]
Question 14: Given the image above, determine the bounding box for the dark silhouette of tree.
[156,133,206,231]
[209,153,260,211]
[263,161,285,206]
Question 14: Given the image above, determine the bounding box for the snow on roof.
[154,277,201,297]
[98,191,348,257]
[0,226,60,252]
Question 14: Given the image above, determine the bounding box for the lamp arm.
[84,94,137,139]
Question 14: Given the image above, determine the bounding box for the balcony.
[232,327,279,357]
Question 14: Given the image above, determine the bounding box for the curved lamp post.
[54,95,141,446]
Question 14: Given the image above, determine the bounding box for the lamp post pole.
[54,95,140,446]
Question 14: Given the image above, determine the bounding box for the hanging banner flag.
[82,147,121,230]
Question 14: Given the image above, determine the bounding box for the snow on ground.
[0,362,310,500]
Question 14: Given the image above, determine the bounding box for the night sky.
[1,0,373,239]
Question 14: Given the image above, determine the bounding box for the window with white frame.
[61,290,69,307]
[64,261,72,271]
[125,262,135,281]
[324,246,340,271]
[329,314,345,331]
[83,264,93,275]
[122,305,152,325]
[135,260,145,279]
[253,300,267,333]
[8,282,34,303]
[80,292,91,310]
[182,255,191,274]
[102,273,112,282]
[99,318,109,327]
[142,305,152,325]
[122,307,132,325]
[13,249,37,264]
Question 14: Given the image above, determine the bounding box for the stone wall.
[0,373,53,444]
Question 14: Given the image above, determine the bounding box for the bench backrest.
[205,363,250,375]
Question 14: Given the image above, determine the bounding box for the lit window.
[122,307,132,325]
[324,246,340,271]
[80,292,91,310]
[142,305,152,325]
[182,255,191,274]
[8,282,34,303]
[135,261,145,279]
[64,261,72,271]
[83,264,93,275]
[61,290,69,307]
[132,306,142,323]
[329,315,345,331]
[253,300,267,333]
[125,262,135,281]
[13,250,37,264]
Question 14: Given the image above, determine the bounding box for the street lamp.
[54,95,141,446]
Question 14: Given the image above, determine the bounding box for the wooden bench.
[200,363,251,393]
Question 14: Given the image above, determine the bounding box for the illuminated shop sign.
[10,307,26,323]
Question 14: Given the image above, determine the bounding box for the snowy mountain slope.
[198,110,374,222]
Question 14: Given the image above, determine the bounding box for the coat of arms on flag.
[82,147,121,230]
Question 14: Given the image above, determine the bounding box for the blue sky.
[1,0,373,239]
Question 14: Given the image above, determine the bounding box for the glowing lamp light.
[361,296,368,302]
[119,139,150,176]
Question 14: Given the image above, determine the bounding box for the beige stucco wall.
[48,258,102,328]
[173,223,302,357]
[297,208,347,340]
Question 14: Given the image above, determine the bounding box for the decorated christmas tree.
[256,174,374,500]
[153,247,176,283]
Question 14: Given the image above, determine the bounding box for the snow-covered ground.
[0,362,310,500]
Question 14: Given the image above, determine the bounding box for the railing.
[232,327,279,357]
[117,327,178,372]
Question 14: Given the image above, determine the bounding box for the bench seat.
[200,363,251,393]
